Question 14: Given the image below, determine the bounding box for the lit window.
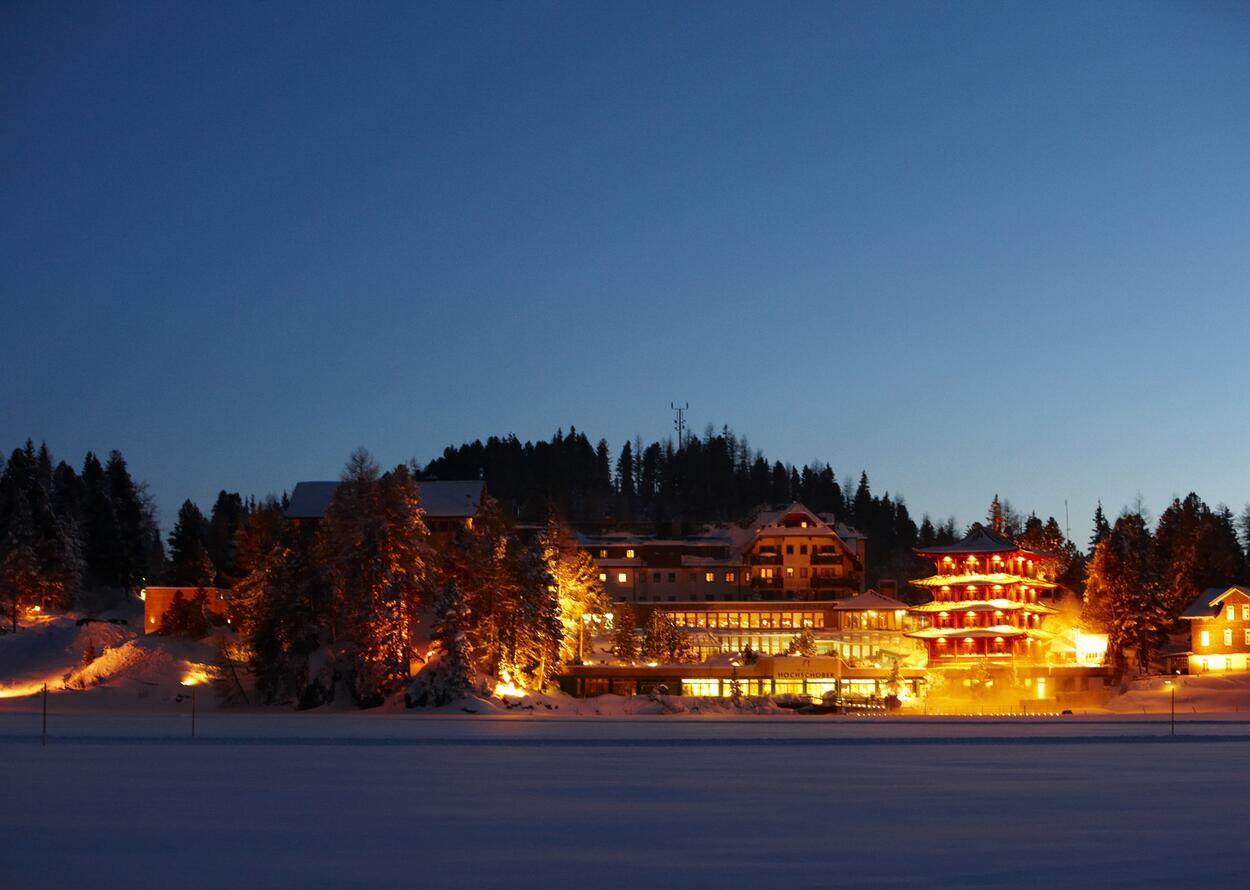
[1225,628,1233,646]
[786,567,794,578]
[626,549,635,558]
[1201,630,1210,647]
[617,572,628,584]
[1245,629,1250,646]
[705,572,714,583]
[1244,604,1250,621]
[599,573,607,583]
[800,521,808,528]
[599,549,607,558]
[1228,605,1236,621]
[725,572,735,583]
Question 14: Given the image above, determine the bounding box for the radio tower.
[671,401,689,449]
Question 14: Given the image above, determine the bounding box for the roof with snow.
[828,590,906,611]
[285,479,484,520]
[285,481,340,519]
[915,522,1053,558]
[1181,585,1250,620]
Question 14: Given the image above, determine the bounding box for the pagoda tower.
[905,523,1058,662]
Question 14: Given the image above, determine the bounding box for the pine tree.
[425,580,472,705]
[1,490,40,632]
[540,516,607,664]
[1084,512,1165,672]
[167,500,215,587]
[1090,501,1111,556]
[788,628,817,657]
[612,600,639,663]
[641,609,693,663]
[319,453,432,706]
[206,491,247,584]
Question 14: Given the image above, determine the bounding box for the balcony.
[750,553,782,566]
[810,552,842,566]
[751,576,783,590]
[811,575,854,590]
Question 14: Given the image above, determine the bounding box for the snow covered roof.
[419,480,484,518]
[915,522,1053,559]
[1181,585,1250,620]
[910,573,1058,590]
[285,479,483,520]
[285,481,340,519]
[828,590,906,612]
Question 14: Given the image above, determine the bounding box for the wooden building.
[286,478,484,544]
[1180,585,1250,673]
[905,523,1059,662]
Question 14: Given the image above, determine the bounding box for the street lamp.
[178,682,197,737]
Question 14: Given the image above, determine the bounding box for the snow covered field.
[5,712,1250,888]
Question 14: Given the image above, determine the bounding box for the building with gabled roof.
[285,478,485,539]
[1180,585,1250,673]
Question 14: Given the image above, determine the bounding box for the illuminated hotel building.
[579,503,865,603]
[905,523,1058,662]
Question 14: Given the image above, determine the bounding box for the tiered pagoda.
[905,523,1058,662]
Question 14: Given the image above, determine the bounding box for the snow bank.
[1107,672,1250,714]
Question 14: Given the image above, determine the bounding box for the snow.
[3,711,1250,887]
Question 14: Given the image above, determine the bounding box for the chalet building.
[1180,585,1250,673]
[579,502,864,604]
[905,523,1059,662]
[140,586,231,634]
[631,589,921,664]
[285,479,484,543]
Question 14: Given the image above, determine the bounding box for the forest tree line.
[6,434,1250,688]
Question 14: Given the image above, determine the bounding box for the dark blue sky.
[5,1,1249,534]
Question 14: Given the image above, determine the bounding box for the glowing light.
[0,681,54,699]
[493,681,526,699]
[181,667,211,687]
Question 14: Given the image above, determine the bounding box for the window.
[1228,605,1236,621]
[725,571,735,582]
[786,545,794,555]
[667,573,676,583]
[1243,604,1250,621]
[652,572,660,583]
[626,549,635,558]
[800,567,808,578]
[617,572,628,584]
[1244,629,1250,646]
[599,549,607,558]
[599,572,607,583]
[800,544,808,555]
[705,572,714,583]
[1200,630,1210,648]
[786,567,795,578]
[1225,628,1233,646]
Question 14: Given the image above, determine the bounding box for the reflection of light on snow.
[180,665,214,686]
[493,671,527,699]
[0,681,55,699]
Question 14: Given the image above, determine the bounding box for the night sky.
[5,2,1249,533]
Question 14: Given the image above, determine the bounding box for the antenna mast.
[671,401,689,449]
